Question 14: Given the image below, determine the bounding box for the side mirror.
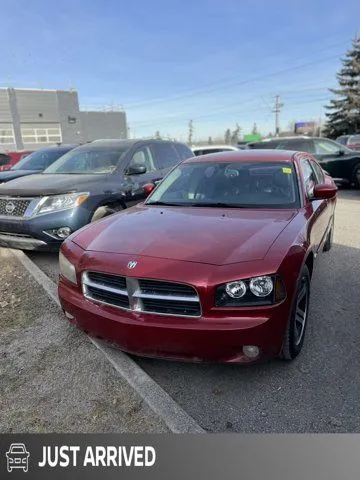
[313,183,337,200]
[125,163,147,175]
[143,183,155,197]
[337,149,345,156]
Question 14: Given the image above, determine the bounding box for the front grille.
[83,272,201,317]
[0,198,31,217]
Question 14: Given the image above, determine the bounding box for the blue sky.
[2,0,360,140]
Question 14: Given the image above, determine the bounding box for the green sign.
[243,134,261,142]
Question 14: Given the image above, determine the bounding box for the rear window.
[174,143,194,160]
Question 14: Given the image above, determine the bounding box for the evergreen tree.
[324,37,360,138]
[224,128,231,144]
[252,123,258,135]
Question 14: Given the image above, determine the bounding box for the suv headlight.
[59,251,77,284]
[215,275,286,307]
[32,192,89,216]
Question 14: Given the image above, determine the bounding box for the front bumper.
[0,208,91,251]
[59,278,290,363]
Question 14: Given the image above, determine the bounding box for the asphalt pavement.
[22,189,360,432]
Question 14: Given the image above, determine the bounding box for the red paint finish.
[58,151,337,363]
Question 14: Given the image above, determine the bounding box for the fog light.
[56,227,72,239]
[242,345,260,359]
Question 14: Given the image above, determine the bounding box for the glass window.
[336,136,347,145]
[150,142,179,169]
[146,161,300,209]
[12,148,71,171]
[300,158,317,197]
[314,139,342,155]
[128,147,156,172]
[348,135,360,144]
[0,154,10,166]
[310,160,325,183]
[44,147,129,174]
[276,139,309,152]
[174,143,194,160]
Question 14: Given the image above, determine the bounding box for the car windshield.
[12,149,69,171]
[147,161,300,209]
[44,147,128,174]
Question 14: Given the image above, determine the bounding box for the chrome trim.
[81,271,201,318]
[0,196,40,219]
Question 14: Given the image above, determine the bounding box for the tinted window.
[44,147,128,174]
[151,142,180,169]
[336,136,348,145]
[300,158,317,197]
[276,139,309,151]
[128,146,156,172]
[147,161,300,209]
[310,160,325,183]
[12,149,71,171]
[0,154,10,167]
[314,139,342,155]
[174,143,194,161]
[248,140,281,149]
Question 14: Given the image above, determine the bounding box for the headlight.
[216,275,285,307]
[32,192,89,216]
[59,251,77,284]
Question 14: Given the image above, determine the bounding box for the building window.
[0,125,15,144]
[21,126,62,144]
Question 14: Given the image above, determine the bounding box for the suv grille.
[0,198,31,217]
[83,272,201,317]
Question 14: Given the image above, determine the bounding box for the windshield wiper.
[192,202,246,208]
[146,201,187,206]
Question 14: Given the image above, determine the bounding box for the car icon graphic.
[6,443,30,473]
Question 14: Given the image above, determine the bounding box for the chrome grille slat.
[0,197,32,217]
[82,271,201,318]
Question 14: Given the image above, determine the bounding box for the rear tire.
[281,265,311,361]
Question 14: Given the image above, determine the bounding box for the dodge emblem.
[127,261,137,269]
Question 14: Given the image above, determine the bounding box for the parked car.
[58,150,337,363]
[247,136,360,187]
[192,145,242,156]
[0,139,193,251]
[336,134,360,151]
[0,150,33,172]
[0,145,77,184]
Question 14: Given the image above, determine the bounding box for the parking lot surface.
[6,189,360,432]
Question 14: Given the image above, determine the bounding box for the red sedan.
[58,150,337,363]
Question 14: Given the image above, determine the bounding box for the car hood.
[0,173,109,196]
[0,170,41,183]
[72,205,298,266]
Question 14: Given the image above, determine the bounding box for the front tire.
[281,265,311,361]
[353,163,360,189]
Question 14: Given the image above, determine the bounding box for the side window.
[310,160,325,183]
[314,139,341,155]
[174,143,194,160]
[279,139,309,152]
[300,158,317,197]
[129,147,156,172]
[150,142,180,169]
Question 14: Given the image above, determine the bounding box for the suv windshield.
[147,161,299,209]
[44,146,128,174]
[12,149,69,171]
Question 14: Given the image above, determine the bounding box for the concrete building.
[0,88,127,150]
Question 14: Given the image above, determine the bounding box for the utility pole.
[188,120,194,145]
[273,95,284,137]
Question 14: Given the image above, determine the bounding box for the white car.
[192,145,244,156]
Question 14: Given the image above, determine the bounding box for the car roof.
[74,139,179,151]
[183,149,296,164]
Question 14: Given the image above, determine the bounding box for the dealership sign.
[294,121,316,134]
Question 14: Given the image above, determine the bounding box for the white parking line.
[11,249,205,434]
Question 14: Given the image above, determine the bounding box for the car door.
[300,157,330,254]
[311,138,346,179]
[123,145,163,206]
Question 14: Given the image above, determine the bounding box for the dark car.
[58,150,337,363]
[0,139,193,251]
[0,145,76,184]
[247,136,360,188]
